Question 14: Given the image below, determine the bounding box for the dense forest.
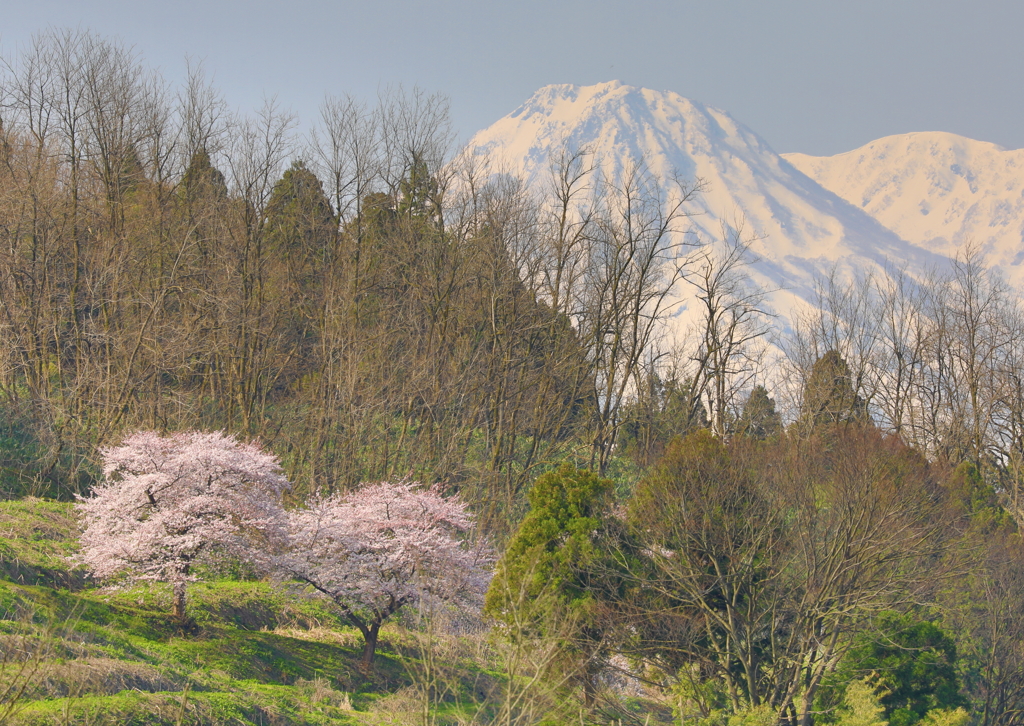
[0,28,1023,726]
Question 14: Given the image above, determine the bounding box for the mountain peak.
[470,82,752,187]
[468,83,946,332]
[507,81,650,127]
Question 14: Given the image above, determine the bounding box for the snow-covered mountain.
[784,133,1024,280]
[468,81,949,330]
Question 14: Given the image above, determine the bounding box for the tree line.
[3,30,1024,513]
[489,417,1024,725]
[0,29,698,527]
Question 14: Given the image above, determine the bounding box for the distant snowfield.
[783,133,1024,283]
[467,81,959,339]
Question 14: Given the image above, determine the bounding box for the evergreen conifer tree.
[799,350,869,431]
[737,385,781,439]
[485,463,626,707]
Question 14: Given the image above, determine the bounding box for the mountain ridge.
[783,132,1024,281]
[468,81,953,330]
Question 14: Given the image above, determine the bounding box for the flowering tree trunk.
[172,579,188,621]
[322,589,407,672]
[360,621,381,672]
[172,562,191,622]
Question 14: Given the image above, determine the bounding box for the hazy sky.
[3,0,1021,156]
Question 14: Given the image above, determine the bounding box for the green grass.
[0,576,413,725]
[0,497,500,725]
[0,498,83,589]
[0,497,672,725]
[10,685,365,726]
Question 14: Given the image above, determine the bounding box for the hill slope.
[0,500,453,726]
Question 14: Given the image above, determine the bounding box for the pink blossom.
[76,430,290,619]
[275,478,492,669]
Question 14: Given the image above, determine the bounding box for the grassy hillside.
[0,499,507,726]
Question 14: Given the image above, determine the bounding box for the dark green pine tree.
[485,464,628,709]
[178,148,230,261]
[799,349,869,432]
[661,376,709,438]
[397,153,441,223]
[818,612,967,726]
[737,385,781,439]
[619,374,709,467]
[264,160,337,275]
[180,148,228,204]
[264,161,335,308]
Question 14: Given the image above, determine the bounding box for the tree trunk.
[360,622,381,672]
[582,669,597,710]
[172,579,187,621]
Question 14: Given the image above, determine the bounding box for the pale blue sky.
[3,0,1021,156]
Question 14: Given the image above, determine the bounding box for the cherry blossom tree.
[275,478,491,671]
[76,430,290,621]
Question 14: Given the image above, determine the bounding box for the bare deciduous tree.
[681,221,773,436]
